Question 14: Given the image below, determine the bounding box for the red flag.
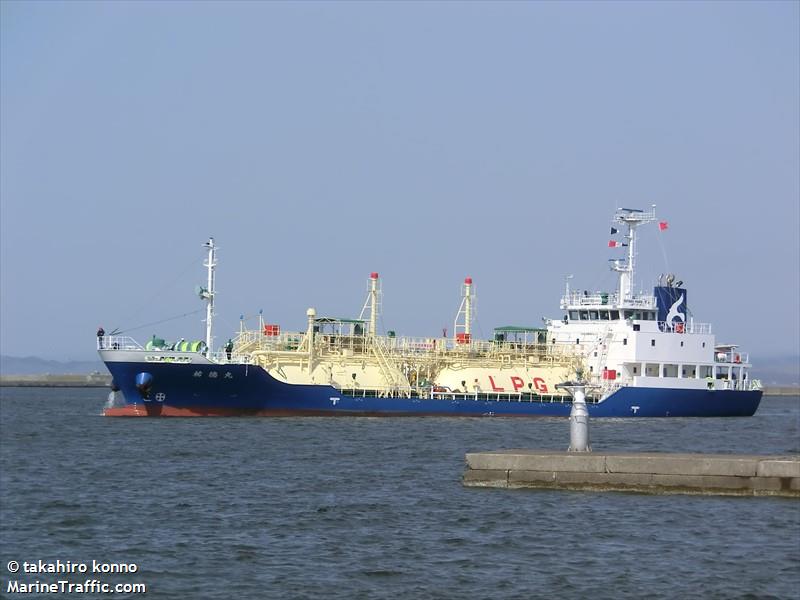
[608,240,619,248]
[659,221,669,231]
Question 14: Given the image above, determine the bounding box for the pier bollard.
[556,382,591,452]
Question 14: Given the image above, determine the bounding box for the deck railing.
[659,321,712,334]
[230,329,577,363]
[97,336,144,351]
[714,350,749,364]
[331,383,577,403]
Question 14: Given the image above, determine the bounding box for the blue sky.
[1,0,798,361]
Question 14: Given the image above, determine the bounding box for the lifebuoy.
[674,323,685,334]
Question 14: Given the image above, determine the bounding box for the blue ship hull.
[103,361,762,418]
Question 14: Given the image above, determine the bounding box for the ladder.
[587,326,613,382]
[371,337,410,396]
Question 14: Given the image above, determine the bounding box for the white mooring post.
[555,381,591,452]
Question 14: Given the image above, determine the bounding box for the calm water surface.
[1,388,798,599]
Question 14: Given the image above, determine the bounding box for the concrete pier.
[463,450,800,497]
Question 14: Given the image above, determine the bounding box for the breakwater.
[0,374,112,387]
[463,450,800,497]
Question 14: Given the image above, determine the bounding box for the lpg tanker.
[100,207,762,417]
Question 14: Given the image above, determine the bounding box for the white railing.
[98,336,144,351]
[714,350,749,365]
[659,321,712,335]
[687,322,712,334]
[329,382,573,403]
[596,380,625,398]
[383,335,575,362]
[206,350,255,365]
[230,328,576,363]
[714,378,756,391]
[233,330,305,352]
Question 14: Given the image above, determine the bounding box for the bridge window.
[610,310,620,320]
[579,310,589,320]
[589,310,599,320]
[600,310,610,320]
[569,311,579,320]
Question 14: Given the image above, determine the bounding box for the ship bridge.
[561,291,659,323]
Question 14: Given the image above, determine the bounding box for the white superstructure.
[546,207,758,397]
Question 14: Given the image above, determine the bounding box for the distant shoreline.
[0,375,797,396]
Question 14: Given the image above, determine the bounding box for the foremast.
[203,238,217,355]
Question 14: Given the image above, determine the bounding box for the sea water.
[1,388,798,599]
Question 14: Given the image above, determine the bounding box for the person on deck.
[97,327,105,349]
